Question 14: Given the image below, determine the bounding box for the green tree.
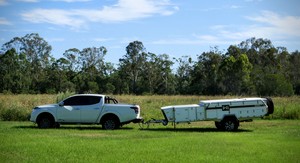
[154,54,175,94]
[175,56,193,94]
[1,33,53,93]
[190,48,223,95]
[119,41,147,94]
[219,53,253,95]
[288,51,300,94]
[256,74,293,96]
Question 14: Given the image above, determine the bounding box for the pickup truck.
[159,97,274,131]
[30,94,143,130]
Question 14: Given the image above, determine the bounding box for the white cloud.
[0,0,8,5]
[246,10,300,37]
[22,9,87,30]
[46,38,65,42]
[93,38,114,42]
[51,0,91,2]
[151,11,300,50]
[151,35,235,46]
[0,17,12,25]
[16,0,39,2]
[21,0,178,29]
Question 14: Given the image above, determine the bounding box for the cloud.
[0,0,8,5]
[153,11,300,48]
[46,38,65,43]
[21,0,178,29]
[93,38,114,42]
[0,17,12,25]
[246,10,300,37]
[22,9,87,30]
[16,0,39,2]
[51,0,91,2]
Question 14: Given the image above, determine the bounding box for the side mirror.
[58,101,64,106]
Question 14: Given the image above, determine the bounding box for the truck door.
[79,96,102,123]
[57,96,82,123]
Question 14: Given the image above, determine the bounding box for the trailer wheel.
[222,118,239,131]
[215,121,223,130]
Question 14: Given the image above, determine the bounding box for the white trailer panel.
[160,97,274,131]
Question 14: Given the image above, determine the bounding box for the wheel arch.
[99,113,120,124]
[36,112,55,123]
[221,114,238,122]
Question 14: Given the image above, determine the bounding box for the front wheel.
[102,117,120,130]
[37,116,53,128]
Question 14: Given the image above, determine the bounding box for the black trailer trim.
[206,104,265,110]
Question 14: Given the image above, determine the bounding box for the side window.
[63,96,101,106]
[87,96,101,105]
[63,96,83,106]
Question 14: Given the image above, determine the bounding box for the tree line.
[0,33,299,96]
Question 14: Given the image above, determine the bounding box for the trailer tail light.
[130,106,139,114]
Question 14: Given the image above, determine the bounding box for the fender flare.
[35,109,57,122]
[98,112,121,124]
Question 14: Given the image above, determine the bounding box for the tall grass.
[0,94,299,121]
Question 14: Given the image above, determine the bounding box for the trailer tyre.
[215,121,223,130]
[222,118,239,131]
[266,97,274,115]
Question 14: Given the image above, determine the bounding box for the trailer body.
[160,98,274,131]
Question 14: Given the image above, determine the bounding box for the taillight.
[130,106,139,114]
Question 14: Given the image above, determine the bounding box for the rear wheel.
[102,116,120,130]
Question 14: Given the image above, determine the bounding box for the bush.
[0,106,28,121]
[256,74,294,96]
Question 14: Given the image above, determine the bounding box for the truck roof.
[71,94,105,97]
[200,97,264,104]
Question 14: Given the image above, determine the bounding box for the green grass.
[0,120,299,162]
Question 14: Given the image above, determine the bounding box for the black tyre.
[221,118,239,131]
[37,116,54,128]
[102,116,120,130]
[215,121,223,130]
[54,123,61,128]
[266,97,274,115]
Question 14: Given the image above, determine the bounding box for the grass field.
[0,94,300,121]
[0,120,299,162]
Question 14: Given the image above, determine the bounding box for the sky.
[1,0,300,65]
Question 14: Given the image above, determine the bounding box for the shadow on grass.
[140,127,252,133]
[13,125,134,131]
